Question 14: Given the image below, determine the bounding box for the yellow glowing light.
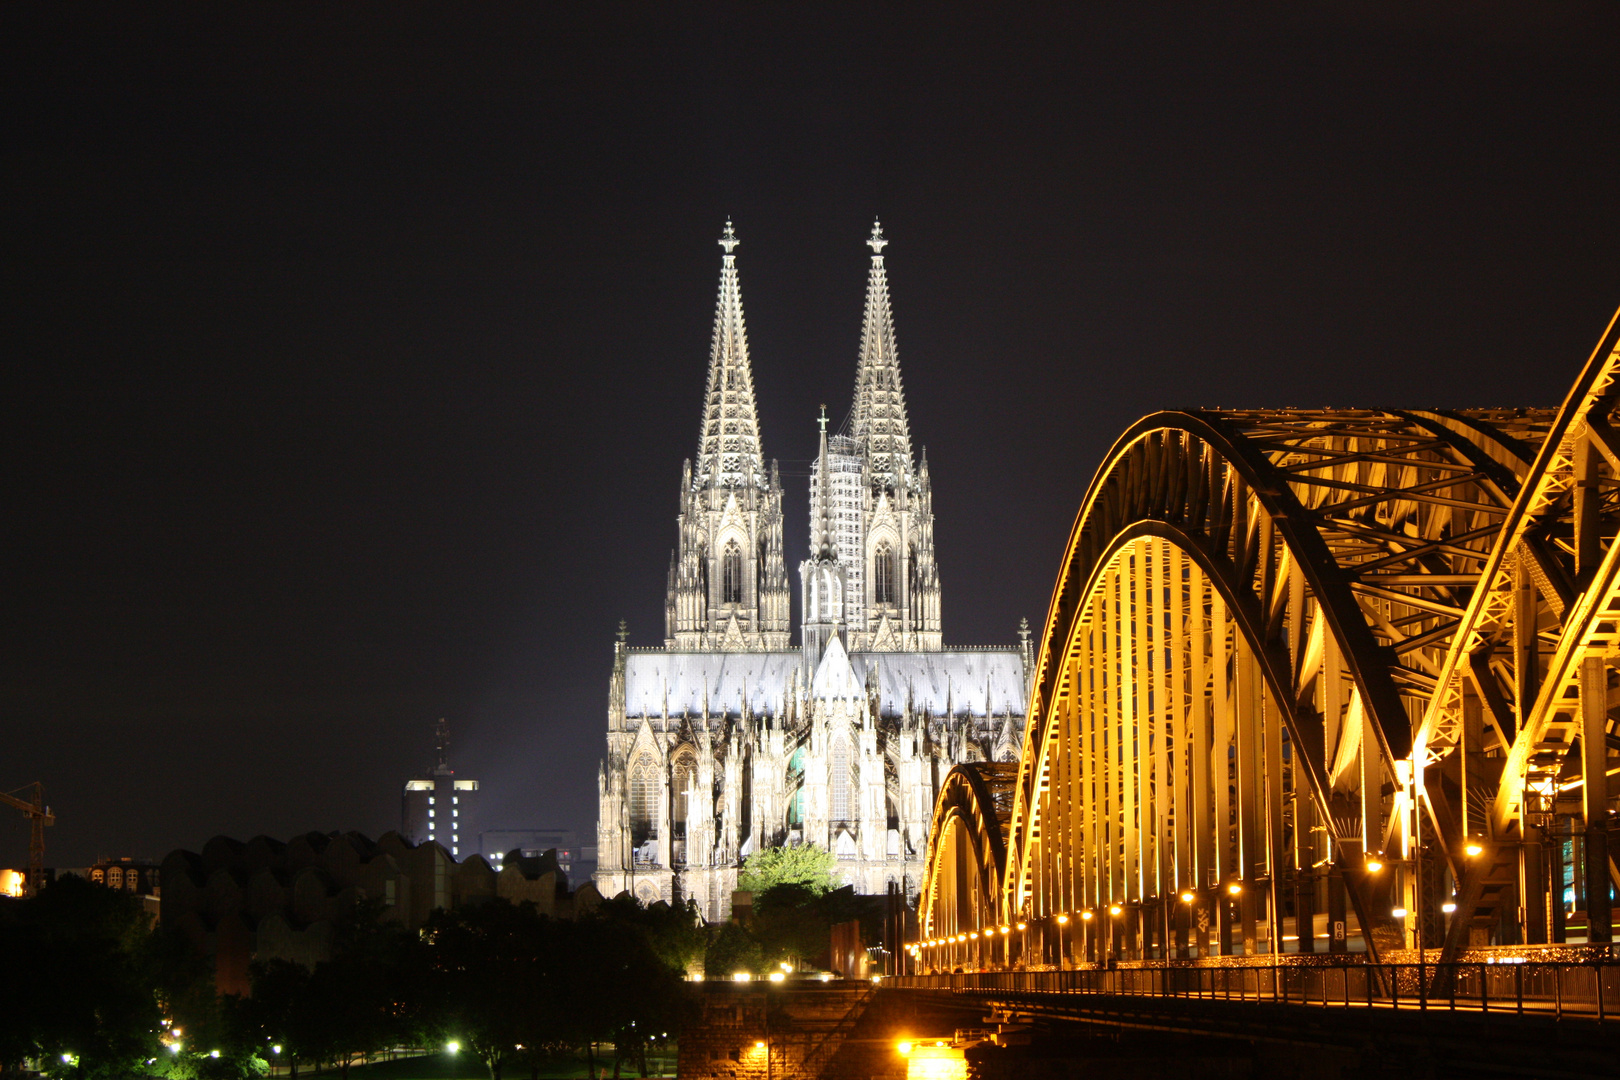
[780,961,792,971]
[446,1041,460,1054]
[999,925,1010,935]
[272,1046,281,1055]
[755,1041,765,1050]
[897,1041,913,1056]
[1080,910,1093,921]
[969,931,978,939]
[732,971,752,982]
[1465,843,1483,858]
[1365,857,1384,873]
[1109,904,1122,916]
[1227,882,1243,895]
[1441,902,1457,913]
[768,971,785,982]
[1016,921,1027,930]
[1392,907,1408,918]
[819,972,833,982]
[1055,913,1069,924]
[1179,891,1195,903]
[0,870,23,898]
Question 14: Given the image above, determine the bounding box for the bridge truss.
[917,307,1620,971]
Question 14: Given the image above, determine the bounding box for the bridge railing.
[890,961,1620,1021]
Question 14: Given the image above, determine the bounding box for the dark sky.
[4,4,1619,868]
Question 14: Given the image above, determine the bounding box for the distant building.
[481,829,597,882]
[87,857,160,896]
[161,830,602,996]
[402,718,479,857]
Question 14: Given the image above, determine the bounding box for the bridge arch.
[917,762,1016,970]
[992,408,1551,965]
[912,306,1620,974]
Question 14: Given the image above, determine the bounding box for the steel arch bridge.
[915,307,1620,972]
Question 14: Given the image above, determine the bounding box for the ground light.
[896,1041,913,1056]
[732,971,751,982]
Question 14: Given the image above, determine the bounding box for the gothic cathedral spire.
[850,220,913,489]
[695,220,766,491]
[667,222,791,651]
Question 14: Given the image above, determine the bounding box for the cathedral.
[595,222,1029,919]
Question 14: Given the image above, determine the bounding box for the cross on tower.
[867,219,887,254]
[719,219,740,254]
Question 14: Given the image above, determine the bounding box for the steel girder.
[996,407,1551,962]
[1419,308,1620,955]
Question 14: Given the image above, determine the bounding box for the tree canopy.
[735,844,839,895]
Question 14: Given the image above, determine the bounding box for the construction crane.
[1,783,55,897]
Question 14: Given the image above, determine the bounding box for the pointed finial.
[617,619,629,644]
[719,219,740,254]
[818,404,828,433]
[867,219,887,254]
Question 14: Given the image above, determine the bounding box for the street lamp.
[1056,913,1069,969]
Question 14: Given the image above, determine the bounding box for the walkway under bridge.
[912,305,1620,994]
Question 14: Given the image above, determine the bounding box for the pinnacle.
[851,222,912,484]
[695,220,765,490]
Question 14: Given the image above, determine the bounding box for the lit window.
[453,797,459,805]
[428,797,434,805]
[453,810,459,817]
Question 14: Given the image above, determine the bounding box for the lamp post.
[1055,913,1069,969]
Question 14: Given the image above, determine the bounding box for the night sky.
[4,5,1619,869]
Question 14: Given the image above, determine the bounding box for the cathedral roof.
[810,634,862,701]
[622,647,1027,719]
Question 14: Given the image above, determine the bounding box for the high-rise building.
[402,719,479,857]
[596,222,1029,919]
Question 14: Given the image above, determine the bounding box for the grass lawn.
[281,1048,678,1080]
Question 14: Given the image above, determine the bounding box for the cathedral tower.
[804,221,942,652]
[666,222,791,651]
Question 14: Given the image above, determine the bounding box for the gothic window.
[721,542,744,604]
[874,543,895,605]
[831,738,851,822]
[629,756,657,844]
[908,544,918,595]
[672,753,694,838]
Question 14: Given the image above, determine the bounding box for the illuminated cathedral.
[595,222,1028,918]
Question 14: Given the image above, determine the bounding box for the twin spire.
[695,219,765,490]
[694,218,914,490]
[852,219,912,486]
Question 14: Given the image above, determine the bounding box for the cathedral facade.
[595,222,1029,919]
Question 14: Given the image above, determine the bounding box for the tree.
[736,844,839,895]
[0,876,164,1079]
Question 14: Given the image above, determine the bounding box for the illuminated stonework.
[596,223,1028,917]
